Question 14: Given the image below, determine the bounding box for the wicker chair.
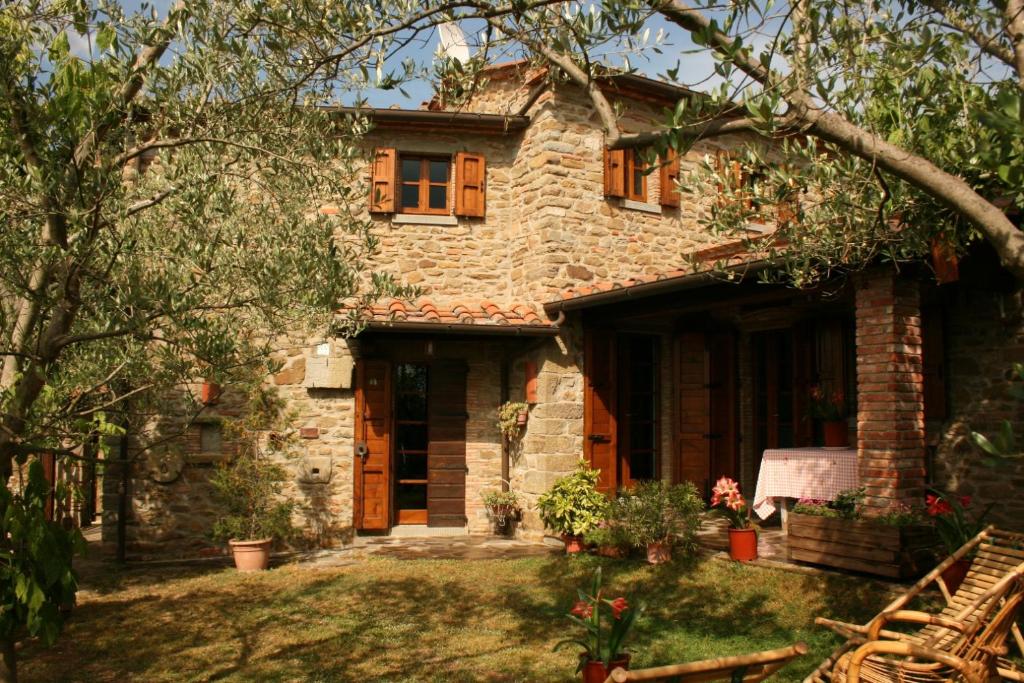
[806,526,1024,683]
[602,642,808,683]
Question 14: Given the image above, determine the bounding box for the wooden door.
[675,332,710,495]
[394,363,429,524]
[707,331,738,483]
[427,360,468,527]
[354,360,392,530]
[617,335,660,486]
[584,329,618,495]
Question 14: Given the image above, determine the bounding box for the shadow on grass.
[21,553,896,683]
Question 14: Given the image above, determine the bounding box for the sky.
[68,1,781,109]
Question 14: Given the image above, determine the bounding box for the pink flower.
[725,492,746,512]
[610,597,629,619]
[570,600,593,620]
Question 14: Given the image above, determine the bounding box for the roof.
[545,238,775,313]
[318,106,530,134]
[347,298,560,336]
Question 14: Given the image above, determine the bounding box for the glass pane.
[401,158,421,182]
[401,184,419,209]
[629,337,656,363]
[632,365,655,393]
[429,185,447,210]
[629,394,654,422]
[632,169,644,197]
[396,392,427,421]
[630,422,654,451]
[396,423,428,453]
[396,364,427,394]
[778,424,794,448]
[396,483,427,510]
[396,453,428,480]
[429,159,448,183]
[630,451,656,480]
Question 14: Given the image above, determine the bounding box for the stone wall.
[931,274,1024,531]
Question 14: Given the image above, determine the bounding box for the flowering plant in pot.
[481,488,521,535]
[537,460,607,553]
[583,503,632,558]
[927,489,993,592]
[808,386,848,447]
[497,401,530,441]
[553,568,641,683]
[710,477,757,561]
[618,481,704,564]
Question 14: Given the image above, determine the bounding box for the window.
[199,423,222,454]
[625,150,647,202]
[399,156,450,215]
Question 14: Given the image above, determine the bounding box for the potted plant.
[583,504,632,558]
[554,568,640,683]
[210,448,295,571]
[808,385,848,447]
[710,477,758,561]
[537,460,607,553]
[200,380,222,405]
[482,488,521,536]
[618,481,704,564]
[497,401,530,441]
[927,490,992,592]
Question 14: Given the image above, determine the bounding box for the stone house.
[104,62,1024,556]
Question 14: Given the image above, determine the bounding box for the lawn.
[19,554,893,682]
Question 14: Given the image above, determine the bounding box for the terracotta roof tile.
[346,298,551,329]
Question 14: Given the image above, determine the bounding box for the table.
[752,447,858,522]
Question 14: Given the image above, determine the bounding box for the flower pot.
[646,541,671,565]
[940,558,971,594]
[596,545,627,559]
[580,654,630,683]
[823,420,848,448]
[562,534,584,554]
[931,238,960,284]
[728,527,758,562]
[229,538,272,571]
[516,410,529,426]
[200,381,221,405]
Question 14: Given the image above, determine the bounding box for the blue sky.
[71,1,763,109]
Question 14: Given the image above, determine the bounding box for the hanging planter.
[200,381,222,405]
[497,401,529,441]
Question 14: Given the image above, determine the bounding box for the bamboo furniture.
[805,526,1024,683]
[602,642,808,683]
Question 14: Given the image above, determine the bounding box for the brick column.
[855,268,926,516]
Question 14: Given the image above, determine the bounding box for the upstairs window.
[370,148,486,218]
[625,150,647,202]
[400,156,450,215]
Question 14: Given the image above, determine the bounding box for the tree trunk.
[0,639,16,683]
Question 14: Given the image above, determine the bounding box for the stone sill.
[619,198,663,215]
[392,213,459,227]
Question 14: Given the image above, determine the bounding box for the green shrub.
[536,460,607,536]
[209,451,295,543]
[618,481,704,550]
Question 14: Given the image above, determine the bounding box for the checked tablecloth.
[752,447,858,519]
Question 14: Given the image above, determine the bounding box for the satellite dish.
[437,23,470,63]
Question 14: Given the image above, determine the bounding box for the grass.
[19,554,893,682]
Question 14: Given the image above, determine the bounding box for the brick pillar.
[855,268,926,516]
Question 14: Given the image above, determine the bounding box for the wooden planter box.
[787,513,937,579]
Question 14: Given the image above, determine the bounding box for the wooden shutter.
[427,360,468,527]
[369,147,396,213]
[354,360,392,530]
[603,148,626,198]
[584,328,618,495]
[922,305,948,421]
[454,152,486,218]
[674,332,709,495]
[659,149,681,208]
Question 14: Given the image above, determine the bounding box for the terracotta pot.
[516,410,529,426]
[728,527,758,562]
[229,538,272,571]
[200,381,221,405]
[562,534,585,554]
[580,654,630,683]
[931,238,960,284]
[823,420,848,448]
[646,541,672,565]
[940,558,972,594]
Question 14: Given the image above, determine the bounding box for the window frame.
[625,149,648,202]
[399,155,452,216]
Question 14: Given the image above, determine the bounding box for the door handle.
[355,441,369,459]
[588,434,611,443]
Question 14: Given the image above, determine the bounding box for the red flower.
[959,495,972,508]
[610,597,629,619]
[570,600,593,620]
[926,494,952,517]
